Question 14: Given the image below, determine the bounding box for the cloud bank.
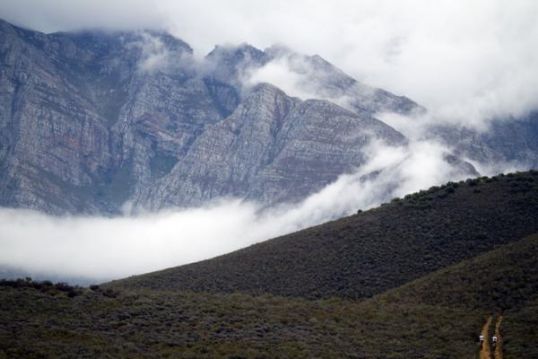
[1,0,538,126]
[0,140,472,283]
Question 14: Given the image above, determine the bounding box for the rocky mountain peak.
[0,18,478,214]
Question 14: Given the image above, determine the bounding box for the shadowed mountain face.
[0,19,421,214]
[112,171,538,299]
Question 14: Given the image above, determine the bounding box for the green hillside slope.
[376,233,538,359]
[377,233,538,311]
[0,285,480,358]
[111,171,538,299]
[2,233,536,358]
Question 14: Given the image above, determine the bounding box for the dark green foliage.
[0,284,482,358]
[101,288,118,298]
[149,153,178,179]
[502,298,538,359]
[377,234,538,311]
[93,157,135,207]
[1,172,537,357]
[111,171,538,300]
[1,235,536,357]
[0,278,83,297]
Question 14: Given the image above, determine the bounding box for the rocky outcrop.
[0,20,222,213]
[135,83,406,209]
[0,19,472,214]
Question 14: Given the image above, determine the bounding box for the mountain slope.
[2,233,536,357]
[0,18,425,214]
[0,282,481,358]
[377,233,538,359]
[135,83,406,208]
[0,19,218,213]
[209,43,421,116]
[112,171,538,299]
[377,233,538,311]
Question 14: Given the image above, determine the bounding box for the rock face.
[5,19,506,214]
[0,19,419,214]
[136,84,406,209]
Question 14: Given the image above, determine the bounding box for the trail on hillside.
[479,316,493,359]
[494,316,503,359]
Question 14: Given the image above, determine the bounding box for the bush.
[102,288,118,298]
[467,179,479,186]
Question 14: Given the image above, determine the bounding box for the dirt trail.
[479,316,493,359]
[494,316,503,359]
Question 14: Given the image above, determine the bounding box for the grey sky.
[1,0,537,124]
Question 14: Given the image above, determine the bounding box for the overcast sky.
[1,0,537,124]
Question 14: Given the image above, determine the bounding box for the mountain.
[431,111,538,169]
[112,171,538,299]
[1,18,536,215]
[1,178,536,358]
[208,43,421,116]
[135,84,407,208]
[0,19,422,214]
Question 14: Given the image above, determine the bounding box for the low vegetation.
[111,171,538,299]
[1,172,536,357]
[376,234,538,311]
[0,278,84,298]
[502,297,538,359]
[2,235,536,357]
[0,283,483,358]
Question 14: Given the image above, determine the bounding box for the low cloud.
[245,56,312,100]
[0,139,474,283]
[2,0,537,126]
[128,32,197,75]
[135,33,172,73]
[243,51,344,103]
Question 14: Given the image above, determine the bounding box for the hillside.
[111,171,538,299]
[377,233,538,311]
[1,233,536,357]
[0,283,480,358]
[377,233,538,359]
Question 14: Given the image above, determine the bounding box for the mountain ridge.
[0,18,425,215]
